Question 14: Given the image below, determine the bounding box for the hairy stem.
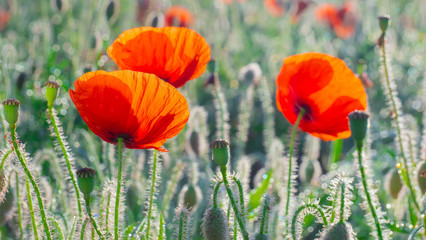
[86,203,104,240]
[213,181,223,208]
[48,106,83,217]
[114,138,124,240]
[232,177,245,222]
[291,203,328,240]
[15,171,24,240]
[0,149,12,168]
[145,150,158,240]
[339,183,345,223]
[26,178,40,239]
[10,127,52,239]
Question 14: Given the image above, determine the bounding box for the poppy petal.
[107,27,211,88]
[70,70,190,150]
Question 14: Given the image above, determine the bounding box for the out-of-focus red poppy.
[264,0,285,17]
[165,6,192,28]
[0,8,10,31]
[221,0,247,4]
[315,2,356,38]
[276,53,367,141]
[69,70,190,151]
[107,27,211,88]
[290,0,311,24]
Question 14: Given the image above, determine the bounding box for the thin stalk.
[105,194,111,234]
[0,107,6,147]
[220,167,249,240]
[86,203,105,239]
[0,149,12,168]
[178,211,184,240]
[339,183,345,223]
[48,106,83,217]
[80,219,88,240]
[10,127,52,239]
[291,203,328,240]
[145,150,158,240]
[259,198,269,234]
[381,39,420,212]
[26,179,40,239]
[231,177,245,222]
[50,218,64,240]
[114,138,124,240]
[284,110,305,219]
[15,171,24,240]
[67,217,78,240]
[213,181,223,208]
[357,148,383,239]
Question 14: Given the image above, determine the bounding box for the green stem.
[26,179,40,239]
[357,147,383,240]
[86,202,105,240]
[0,106,7,147]
[259,198,269,234]
[146,150,158,240]
[291,203,328,240]
[178,211,184,240]
[48,106,83,217]
[0,149,12,168]
[50,218,64,240]
[380,37,421,212]
[114,138,124,240]
[213,181,223,208]
[285,110,305,221]
[15,171,24,240]
[105,194,111,234]
[67,217,78,240]
[10,127,52,239]
[231,177,245,222]
[339,183,345,223]
[80,219,88,240]
[220,167,249,240]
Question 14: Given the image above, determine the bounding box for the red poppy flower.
[315,2,356,38]
[165,6,192,28]
[264,0,285,17]
[0,8,10,31]
[290,0,311,24]
[276,53,367,141]
[69,70,190,151]
[220,0,247,4]
[107,27,211,88]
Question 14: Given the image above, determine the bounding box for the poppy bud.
[207,59,218,73]
[348,110,369,150]
[45,81,60,108]
[76,168,96,203]
[0,169,7,203]
[106,0,119,24]
[16,72,27,91]
[238,63,262,85]
[210,139,229,168]
[384,168,403,199]
[254,233,270,240]
[2,99,20,128]
[180,183,202,212]
[417,162,426,194]
[322,222,355,240]
[201,207,229,240]
[299,159,322,185]
[378,15,391,32]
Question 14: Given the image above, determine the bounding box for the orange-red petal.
[264,0,285,17]
[107,27,211,88]
[276,52,367,141]
[165,6,193,28]
[69,70,190,151]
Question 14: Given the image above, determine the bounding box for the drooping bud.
[417,162,426,194]
[201,207,229,240]
[299,159,322,185]
[210,139,229,168]
[322,222,356,240]
[76,168,96,204]
[384,168,403,199]
[45,81,60,108]
[378,15,391,33]
[238,63,262,85]
[106,0,120,24]
[2,99,20,128]
[348,110,369,150]
[179,183,202,212]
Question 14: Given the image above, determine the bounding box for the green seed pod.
[384,168,403,199]
[322,222,356,240]
[180,183,202,212]
[2,99,20,127]
[210,139,230,168]
[76,168,96,203]
[254,233,270,240]
[45,81,60,108]
[0,169,7,203]
[348,110,369,150]
[417,162,426,194]
[378,15,391,32]
[201,207,229,240]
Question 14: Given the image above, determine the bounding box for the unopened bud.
[322,222,356,240]
[384,168,402,199]
[348,110,369,150]
[201,207,229,240]
[378,15,391,32]
[180,183,202,212]
[45,81,60,107]
[210,139,229,168]
[254,233,270,240]
[2,99,20,127]
[76,168,96,203]
[417,162,426,194]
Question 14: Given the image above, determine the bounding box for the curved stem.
[145,150,158,240]
[15,171,24,240]
[357,148,383,239]
[86,202,104,239]
[26,178,40,239]
[213,181,223,208]
[48,107,83,217]
[220,167,249,240]
[232,177,245,222]
[381,38,420,212]
[0,149,12,168]
[10,127,52,239]
[259,198,269,234]
[291,203,328,240]
[285,109,305,226]
[80,219,88,240]
[114,138,124,240]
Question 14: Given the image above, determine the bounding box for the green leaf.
[248,169,273,212]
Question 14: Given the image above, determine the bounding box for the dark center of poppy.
[116,134,132,143]
[294,102,313,122]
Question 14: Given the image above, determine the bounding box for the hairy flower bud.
[201,207,229,240]
[45,81,60,108]
[417,162,426,194]
[179,183,202,212]
[76,168,96,203]
[254,233,270,240]
[210,139,229,168]
[378,15,391,32]
[299,159,322,185]
[322,222,356,240]
[348,110,369,150]
[384,168,403,199]
[2,99,20,127]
